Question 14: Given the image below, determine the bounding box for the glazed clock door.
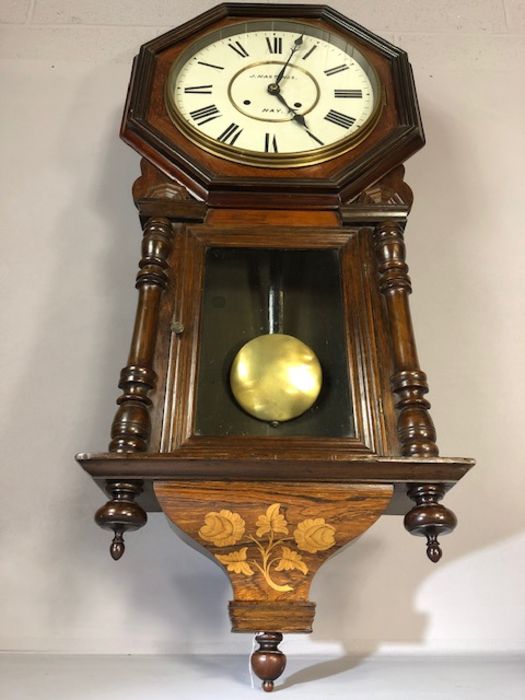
[159,225,393,457]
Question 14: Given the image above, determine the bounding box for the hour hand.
[267,88,324,146]
[267,86,301,122]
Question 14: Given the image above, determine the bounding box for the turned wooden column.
[95,216,175,559]
[374,221,456,561]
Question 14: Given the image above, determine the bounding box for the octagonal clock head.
[121,3,424,207]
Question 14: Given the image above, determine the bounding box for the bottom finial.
[110,527,125,560]
[426,533,442,563]
[251,632,286,692]
[404,484,457,562]
[95,481,147,560]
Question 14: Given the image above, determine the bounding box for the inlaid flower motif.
[216,548,254,576]
[255,503,289,538]
[198,509,245,547]
[198,503,336,594]
[274,546,308,575]
[294,518,336,553]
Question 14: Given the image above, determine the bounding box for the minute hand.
[272,34,303,87]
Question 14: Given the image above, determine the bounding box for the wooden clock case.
[76,3,474,691]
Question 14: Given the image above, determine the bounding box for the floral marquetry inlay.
[199,504,336,593]
[154,480,394,630]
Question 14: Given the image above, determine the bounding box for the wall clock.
[76,3,474,692]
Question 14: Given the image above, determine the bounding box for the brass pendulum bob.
[230,252,322,423]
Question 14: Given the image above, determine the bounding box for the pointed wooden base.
[154,480,393,633]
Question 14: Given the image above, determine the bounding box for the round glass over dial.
[165,20,382,167]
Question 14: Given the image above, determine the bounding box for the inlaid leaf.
[255,503,289,538]
[275,546,308,575]
[215,547,254,576]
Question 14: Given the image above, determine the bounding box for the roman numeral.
[189,104,221,126]
[197,61,224,70]
[334,89,363,98]
[184,85,213,94]
[324,109,356,129]
[218,123,243,145]
[324,64,349,76]
[266,36,282,54]
[302,45,317,60]
[228,41,249,58]
[264,133,278,152]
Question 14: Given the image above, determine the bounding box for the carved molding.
[132,159,190,203]
[353,165,414,208]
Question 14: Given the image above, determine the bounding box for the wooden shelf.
[76,452,473,515]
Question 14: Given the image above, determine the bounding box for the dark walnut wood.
[78,163,474,563]
[155,225,392,457]
[154,481,393,633]
[374,221,438,458]
[76,4,474,691]
[96,213,176,559]
[372,208,460,561]
[251,632,286,692]
[95,481,147,560]
[78,452,473,518]
[404,484,458,562]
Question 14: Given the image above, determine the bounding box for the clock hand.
[270,34,303,89]
[267,86,325,146]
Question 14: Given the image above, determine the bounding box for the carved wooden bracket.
[132,160,207,224]
[155,480,392,690]
[155,481,392,625]
[353,165,414,208]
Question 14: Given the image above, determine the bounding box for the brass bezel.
[165,19,384,168]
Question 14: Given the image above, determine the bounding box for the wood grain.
[155,480,393,631]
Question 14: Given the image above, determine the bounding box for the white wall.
[1,1,524,655]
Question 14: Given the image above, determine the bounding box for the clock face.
[165,20,382,167]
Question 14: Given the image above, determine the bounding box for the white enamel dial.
[165,20,381,167]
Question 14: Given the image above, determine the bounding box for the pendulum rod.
[268,251,284,335]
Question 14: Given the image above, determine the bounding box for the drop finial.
[110,527,125,560]
[426,533,442,563]
[250,632,286,692]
